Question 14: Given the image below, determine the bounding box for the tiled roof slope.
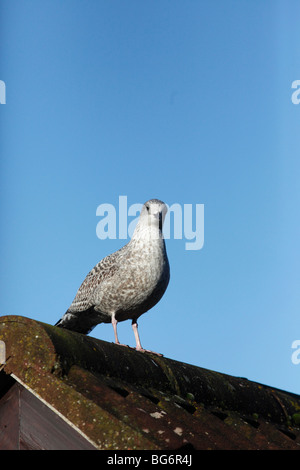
[1,315,300,450]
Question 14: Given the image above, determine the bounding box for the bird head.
[142,199,168,230]
[132,199,168,240]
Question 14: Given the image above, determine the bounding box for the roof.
[1,314,300,450]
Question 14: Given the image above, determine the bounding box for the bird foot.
[114,342,163,356]
[114,342,130,348]
[135,347,163,356]
[115,342,141,352]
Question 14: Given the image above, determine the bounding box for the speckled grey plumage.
[55,199,170,353]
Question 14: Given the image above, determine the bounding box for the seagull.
[55,199,170,354]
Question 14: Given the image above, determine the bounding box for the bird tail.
[54,318,66,328]
[54,308,97,335]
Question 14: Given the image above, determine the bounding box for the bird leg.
[132,320,143,351]
[111,313,119,343]
[131,320,163,356]
[111,313,129,348]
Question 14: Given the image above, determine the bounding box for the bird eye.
[146,205,150,212]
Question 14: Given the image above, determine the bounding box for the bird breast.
[92,238,169,316]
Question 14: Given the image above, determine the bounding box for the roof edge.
[1,315,300,429]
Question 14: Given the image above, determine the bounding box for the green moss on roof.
[1,315,300,450]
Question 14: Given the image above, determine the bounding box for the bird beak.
[153,212,163,231]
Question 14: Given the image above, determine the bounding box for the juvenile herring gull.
[55,199,170,353]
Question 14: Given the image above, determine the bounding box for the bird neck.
[131,221,164,243]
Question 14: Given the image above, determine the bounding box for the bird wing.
[67,249,121,313]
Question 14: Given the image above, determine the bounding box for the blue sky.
[1,1,300,394]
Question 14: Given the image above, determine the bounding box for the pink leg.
[132,320,143,351]
[111,313,128,348]
[111,313,120,344]
[132,320,163,356]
